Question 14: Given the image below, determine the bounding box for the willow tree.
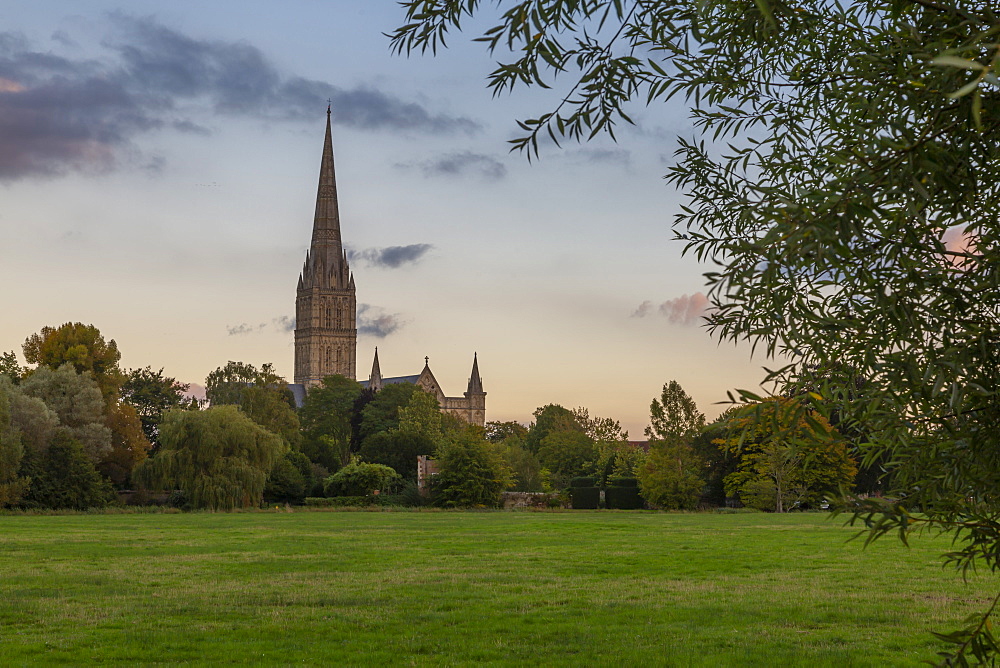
[135,405,287,510]
[392,1,1000,659]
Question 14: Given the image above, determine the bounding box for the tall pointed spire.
[467,352,483,394]
[300,106,349,290]
[369,347,382,391]
[294,110,358,386]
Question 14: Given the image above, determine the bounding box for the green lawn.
[0,510,991,666]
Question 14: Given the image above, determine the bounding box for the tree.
[121,367,196,448]
[299,375,363,469]
[0,382,29,507]
[358,430,437,482]
[0,375,58,456]
[20,364,111,464]
[536,430,595,485]
[205,361,300,449]
[485,420,528,443]
[717,400,857,513]
[646,381,706,445]
[524,404,584,454]
[0,351,24,383]
[357,382,419,444]
[23,323,124,403]
[100,402,151,487]
[134,405,287,510]
[19,429,113,510]
[392,2,1000,658]
[638,442,704,511]
[432,428,512,508]
[264,454,307,504]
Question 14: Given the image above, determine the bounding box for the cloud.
[348,244,433,269]
[227,317,295,335]
[567,147,631,168]
[183,382,206,402]
[0,15,481,180]
[227,322,266,336]
[272,316,295,332]
[632,292,713,326]
[631,300,653,318]
[396,151,506,180]
[358,303,404,338]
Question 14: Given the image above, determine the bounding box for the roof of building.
[359,374,420,390]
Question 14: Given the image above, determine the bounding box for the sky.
[0,1,772,438]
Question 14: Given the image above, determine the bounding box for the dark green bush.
[570,486,600,509]
[607,477,638,488]
[304,496,384,507]
[605,485,644,509]
[570,476,597,488]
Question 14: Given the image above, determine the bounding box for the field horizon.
[1,510,990,666]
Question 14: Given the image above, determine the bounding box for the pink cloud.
[632,292,713,326]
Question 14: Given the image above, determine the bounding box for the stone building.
[289,109,485,426]
[362,349,487,427]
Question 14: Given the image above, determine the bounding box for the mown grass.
[0,510,992,666]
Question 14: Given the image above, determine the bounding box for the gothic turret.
[294,108,358,386]
[369,347,383,391]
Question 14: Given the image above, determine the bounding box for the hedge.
[569,487,600,509]
[304,496,385,508]
[605,486,644,510]
[570,477,597,488]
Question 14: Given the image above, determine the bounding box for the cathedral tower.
[294,108,357,386]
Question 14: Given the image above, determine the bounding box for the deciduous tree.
[23,323,124,403]
[121,367,196,448]
[134,405,287,510]
[432,428,512,508]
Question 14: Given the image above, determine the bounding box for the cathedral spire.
[301,106,349,290]
[467,352,484,394]
[369,347,383,391]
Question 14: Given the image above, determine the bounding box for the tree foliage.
[134,405,287,510]
[205,361,300,450]
[19,429,113,510]
[323,458,402,497]
[299,375,363,469]
[23,323,124,403]
[717,400,857,513]
[121,366,196,448]
[0,351,24,383]
[646,381,705,444]
[638,441,704,510]
[20,364,111,464]
[0,382,29,507]
[524,404,584,454]
[392,1,1000,658]
[357,382,419,444]
[432,429,512,508]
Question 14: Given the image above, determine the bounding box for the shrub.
[570,476,597,488]
[324,460,401,497]
[569,486,600,509]
[605,485,644,509]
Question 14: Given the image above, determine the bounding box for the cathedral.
[289,109,486,427]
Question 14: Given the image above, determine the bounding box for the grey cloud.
[397,151,506,180]
[570,147,631,167]
[348,244,433,269]
[0,15,481,181]
[272,316,295,332]
[631,300,653,318]
[358,304,404,338]
[228,317,295,335]
[227,322,266,336]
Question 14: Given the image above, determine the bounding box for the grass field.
[0,510,993,666]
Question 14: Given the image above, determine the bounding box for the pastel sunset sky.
[0,1,770,437]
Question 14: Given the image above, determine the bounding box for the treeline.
[0,322,869,512]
